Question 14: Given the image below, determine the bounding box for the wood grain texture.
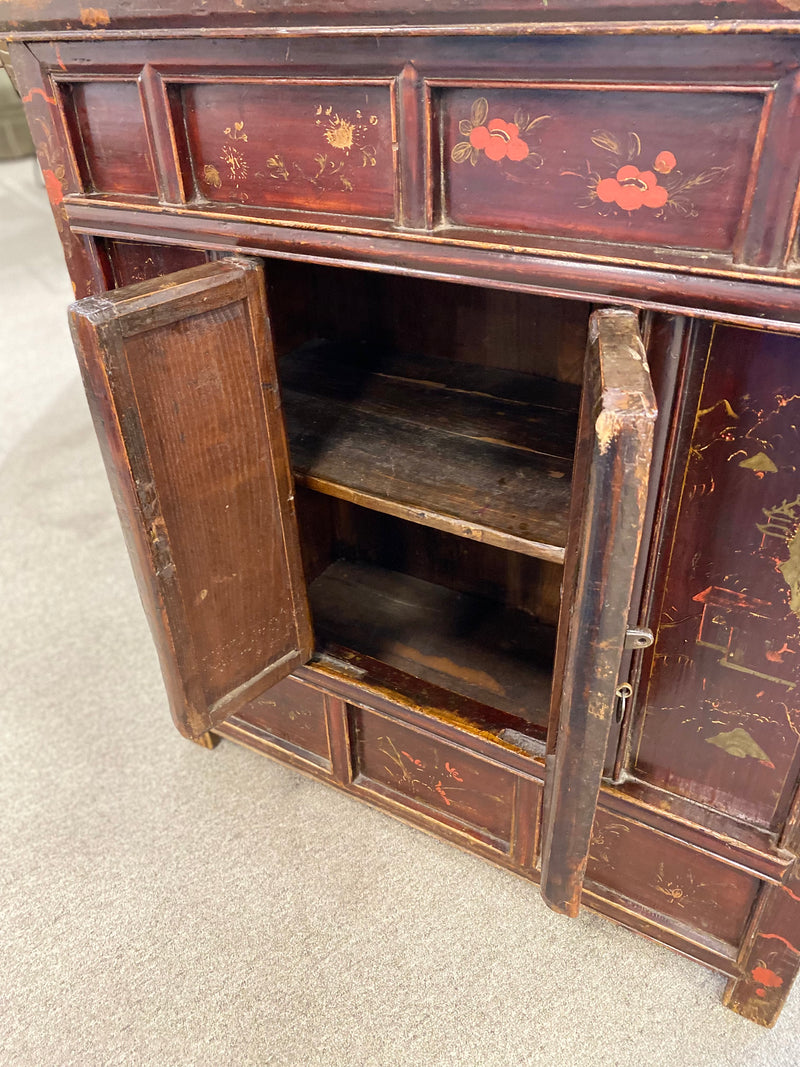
[586,808,760,946]
[540,308,657,917]
[294,488,565,626]
[9,42,101,299]
[23,29,800,290]
[68,257,313,737]
[98,237,207,286]
[62,200,800,334]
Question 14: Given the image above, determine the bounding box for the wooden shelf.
[309,559,555,729]
[280,343,579,563]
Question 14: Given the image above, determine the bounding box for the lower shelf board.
[308,558,554,732]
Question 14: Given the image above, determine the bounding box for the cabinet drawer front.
[235,676,332,769]
[440,86,764,256]
[587,809,760,947]
[180,82,396,220]
[349,705,517,851]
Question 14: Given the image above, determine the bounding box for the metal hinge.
[624,627,654,650]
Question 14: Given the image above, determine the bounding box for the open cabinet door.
[540,308,657,917]
[69,257,313,739]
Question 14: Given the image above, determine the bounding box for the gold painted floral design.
[315,104,378,168]
[201,108,379,199]
[220,120,249,187]
[654,863,707,909]
[451,97,550,168]
[563,130,729,218]
[202,164,222,189]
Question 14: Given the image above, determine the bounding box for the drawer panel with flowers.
[439,86,765,257]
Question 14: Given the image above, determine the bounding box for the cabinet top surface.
[4,0,800,35]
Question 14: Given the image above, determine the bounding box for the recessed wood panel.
[587,809,759,946]
[235,675,331,768]
[181,82,396,218]
[63,81,157,197]
[441,87,764,254]
[350,704,517,849]
[99,239,208,287]
[633,325,800,831]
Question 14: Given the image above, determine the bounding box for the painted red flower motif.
[42,168,64,206]
[595,164,668,211]
[751,966,783,989]
[469,118,530,162]
[654,150,677,175]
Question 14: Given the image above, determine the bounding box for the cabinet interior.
[264,259,589,740]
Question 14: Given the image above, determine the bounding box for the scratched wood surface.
[295,489,565,626]
[349,701,518,850]
[98,238,208,286]
[13,29,800,323]
[724,865,800,1026]
[265,260,590,382]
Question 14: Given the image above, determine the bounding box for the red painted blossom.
[654,150,677,175]
[595,164,668,211]
[42,168,64,206]
[751,966,783,989]
[470,118,530,162]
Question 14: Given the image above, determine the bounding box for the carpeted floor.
[2,155,799,1066]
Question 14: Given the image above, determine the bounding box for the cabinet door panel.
[541,308,657,917]
[632,325,800,832]
[69,257,312,738]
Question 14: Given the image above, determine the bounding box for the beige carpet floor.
[2,156,800,1066]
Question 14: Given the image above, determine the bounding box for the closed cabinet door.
[623,323,800,854]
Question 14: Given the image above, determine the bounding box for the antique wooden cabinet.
[6,0,800,1027]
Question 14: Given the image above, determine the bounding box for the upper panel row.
[27,34,800,275]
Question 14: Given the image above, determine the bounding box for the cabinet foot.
[722,868,800,1027]
[190,731,220,750]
